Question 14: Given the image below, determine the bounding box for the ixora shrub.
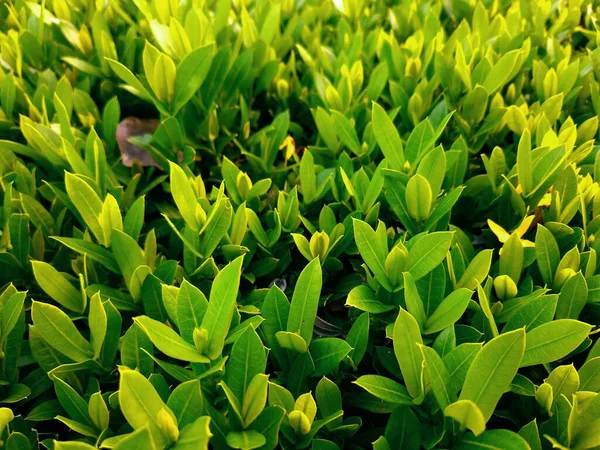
[2,0,600,449]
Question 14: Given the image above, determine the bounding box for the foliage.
[1,0,600,449]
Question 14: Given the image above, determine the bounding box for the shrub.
[1,0,600,449]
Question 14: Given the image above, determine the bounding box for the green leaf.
[32,261,85,313]
[535,225,560,287]
[65,172,104,245]
[118,367,177,448]
[458,429,531,449]
[556,271,587,320]
[405,175,432,222]
[458,329,525,422]
[482,49,521,95]
[31,301,93,362]
[51,236,120,274]
[241,374,269,427]
[353,375,412,405]
[456,250,493,290]
[403,272,426,329]
[407,232,453,280]
[346,313,369,366]
[172,416,212,450]
[424,288,472,334]
[111,230,145,294]
[309,338,352,378]
[177,280,208,343]
[172,44,215,114]
[226,431,266,450]
[88,293,107,360]
[201,256,244,359]
[167,380,204,429]
[135,316,209,363]
[169,162,200,232]
[372,102,404,170]
[420,344,453,409]
[226,327,267,401]
[521,319,592,367]
[353,219,392,291]
[444,400,486,436]
[286,258,322,346]
[393,308,424,400]
[53,377,93,427]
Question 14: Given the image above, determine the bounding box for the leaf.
[403,272,427,329]
[458,329,525,422]
[169,162,200,232]
[456,250,493,290]
[482,49,521,95]
[176,280,208,343]
[372,102,404,170]
[346,285,396,313]
[167,380,204,429]
[424,288,472,334]
[520,319,592,367]
[353,375,412,405]
[408,232,453,280]
[556,271,587,320]
[134,316,209,363]
[64,172,104,245]
[286,258,322,346]
[445,400,486,436]
[346,313,369,366]
[420,345,453,409]
[535,225,560,286]
[226,431,266,450]
[393,308,424,400]
[384,406,421,450]
[226,327,267,401]
[53,377,93,427]
[88,293,107,360]
[32,261,85,313]
[353,219,392,291]
[111,230,145,294]
[309,338,352,377]
[31,301,93,362]
[201,256,244,359]
[172,44,215,114]
[458,429,531,449]
[118,367,177,448]
[51,236,120,273]
[173,416,212,450]
[241,374,269,427]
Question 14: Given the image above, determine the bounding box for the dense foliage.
[1,0,600,448]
